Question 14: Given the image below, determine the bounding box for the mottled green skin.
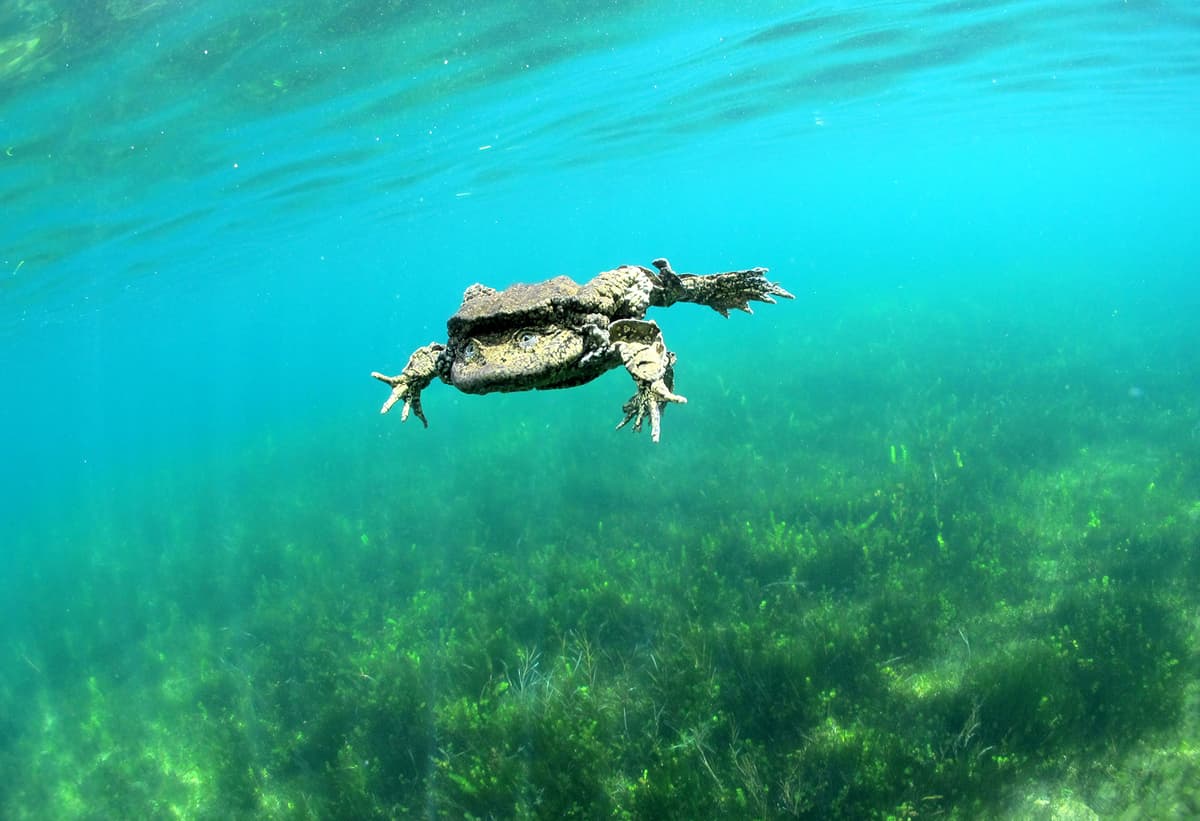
[371,258,792,441]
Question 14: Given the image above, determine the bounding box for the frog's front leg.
[652,257,794,317]
[370,342,445,427]
[610,319,686,443]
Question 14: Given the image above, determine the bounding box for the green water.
[2,1,1199,818]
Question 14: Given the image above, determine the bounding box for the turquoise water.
[3,1,1199,817]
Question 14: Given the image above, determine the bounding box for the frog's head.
[442,276,601,394]
[447,325,585,394]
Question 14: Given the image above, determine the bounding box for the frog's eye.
[461,340,480,361]
[516,329,539,350]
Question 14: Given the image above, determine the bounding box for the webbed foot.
[371,342,444,427]
[616,374,687,443]
[371,371,429,426]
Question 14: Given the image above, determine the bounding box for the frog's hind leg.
[651,258,793,317]
[610,319,687,443]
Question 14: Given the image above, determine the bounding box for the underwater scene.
[3,1,1199,818]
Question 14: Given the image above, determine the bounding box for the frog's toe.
[372,372,405,414]
[616,381,686,442]
[405,394,428,427]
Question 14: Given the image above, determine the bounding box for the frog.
[371,257,792,442]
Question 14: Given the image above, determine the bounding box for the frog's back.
[447,275,588,335]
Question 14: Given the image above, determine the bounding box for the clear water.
[2,2,1199,817]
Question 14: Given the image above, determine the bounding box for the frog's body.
[371,258,792,442]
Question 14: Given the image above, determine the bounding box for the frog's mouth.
[450,356,530,394]
[449,328,587,394]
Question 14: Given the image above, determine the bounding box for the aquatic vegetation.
[2,284,1197,818]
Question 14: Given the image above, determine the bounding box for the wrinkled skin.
[371,257,792,442]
